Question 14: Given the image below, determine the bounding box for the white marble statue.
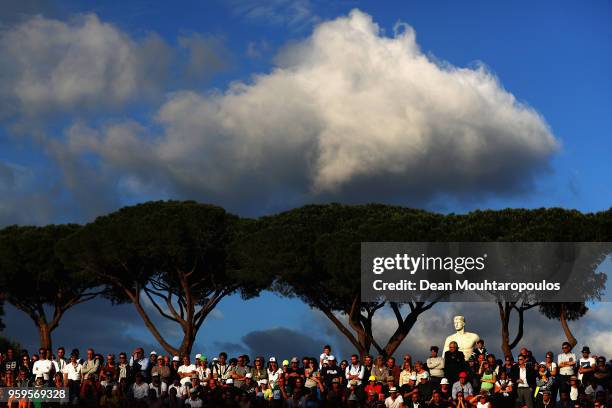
[442,315,480,360]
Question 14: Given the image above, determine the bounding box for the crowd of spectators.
[0,339,610,408]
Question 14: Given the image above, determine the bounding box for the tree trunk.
[559,304,577,347]
[498,302,512,358]
[178,328,195,357]
[39,322,52,350]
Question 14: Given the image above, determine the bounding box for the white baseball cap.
[269,357,276,362]
[150,351,157,355]
[226,379,234,384]
[172,356,179,362]
[327,355,335,361]
[195,353,201,360]
[246,373,253,378]
[440,378,449,385]
[409,375,417,381]
[259,379,268,385]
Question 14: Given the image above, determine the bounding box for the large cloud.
[69,9,558,214]
[0,14,174,119]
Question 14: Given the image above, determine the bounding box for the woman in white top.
[399,360,415,387]
[196,358,211,381]
[267,358,283,388]
[475,393,491,408]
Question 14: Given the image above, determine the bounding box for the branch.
[312,298,362,353]
[143,288,181,324]
[509,308,525,350]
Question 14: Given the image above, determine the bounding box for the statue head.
[453,315,465,331]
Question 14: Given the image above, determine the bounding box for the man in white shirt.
[578,346,596,383]
[129,347,149,376]
[131,372,149,399]
[178,356,197,385]
[385,387,404,408]
[63,353,82,403]
[32,349,53,383]
[149,373,168,398]
[319,345,332,369]
[558,342,577,390]
[53,347,67,375]
[345,354,365,387]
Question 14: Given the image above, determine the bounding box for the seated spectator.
[385,386,403,408]
[474,392,491,408]
[452,372,474,400]
[131,372,149,400]
[492,372,513,408]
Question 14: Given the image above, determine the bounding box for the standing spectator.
[472,340,487,360]
[178,355,197,385]
[444,342,465,384]
[81,348,100,380]
[386,357,401,385]
[32,348,53,383]
[592,356,609,388]
[146,351,158,380]
[20,354,31,378]
[363,355,374,382]
[100,354,117,383]
[346,354,365,387]
[169,356,180,383]
[286,357,304,388]
[427,346,445,387]
[557,342,576,391]
[510,354,536,408]
[212,352,230,381]
[400,359,414,387]
[542,352,558,377]
[196,355,211,381]
[53,347,67,376]
[117,352,131,382]
[479,360,496,394]
[321,355,342,388]
[129,347,149,377]
[230,354,250,388]
[151,355,171,384]
[536,365,555,402]
[502,356,514,376]
[63,353,82,403]
[372,356,389,383]
[251,356,267,384]
[577,346,596,384]
[319,345,332,369]
[267,357,283,388]
[3,348,18,375]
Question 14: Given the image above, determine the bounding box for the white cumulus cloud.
[67,9,558,213]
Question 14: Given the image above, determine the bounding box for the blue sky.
[1,0,611,360]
